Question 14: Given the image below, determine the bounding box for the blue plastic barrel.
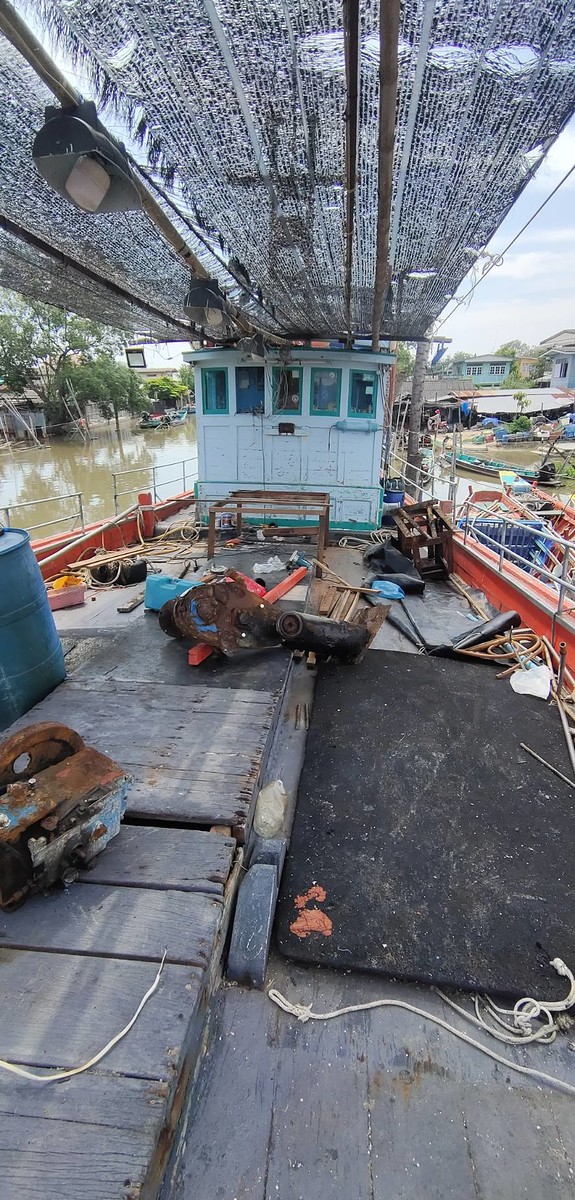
[0,527,65,730]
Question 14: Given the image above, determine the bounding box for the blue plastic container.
[144,574,201,612]
[0,527,66,730]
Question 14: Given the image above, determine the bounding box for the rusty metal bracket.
[0,722,131,910]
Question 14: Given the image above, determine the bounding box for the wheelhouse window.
[235,366,264,413]
[348,370,377,417]
[272,366,302,414]
[202,368,228,414]
[310,368,341,415]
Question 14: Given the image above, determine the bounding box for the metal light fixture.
[184,279,230,327]
[125,347,147,369]
[33,101,141,214]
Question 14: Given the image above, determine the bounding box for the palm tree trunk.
[406,338,429,497]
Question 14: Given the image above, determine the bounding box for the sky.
[439,117,575,355]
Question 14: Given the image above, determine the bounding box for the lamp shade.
[184,278,230,327]
[33,102,141,214]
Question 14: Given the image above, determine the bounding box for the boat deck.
[0,544,304,1199]
[3,540,575,1198]
[166,951,575,1200]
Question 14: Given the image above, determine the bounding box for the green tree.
[59,358,146,436]
[144,375,187,408]
[495,340,531,358]
[513,390,530,416]
[394,342,415,382]
[0,290,123,423]
[178,364,195,399]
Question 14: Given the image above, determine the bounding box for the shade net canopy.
[2,0,575,340]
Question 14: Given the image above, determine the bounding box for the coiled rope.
[268,958,575,1098]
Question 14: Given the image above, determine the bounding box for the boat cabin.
[184,346,394,529]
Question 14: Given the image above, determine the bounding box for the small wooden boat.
[166,409,187,425]
[139,413,164,430]
[442,450,556,486]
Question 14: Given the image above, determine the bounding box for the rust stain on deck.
[290,907,333,938]
[290,884,332,938]
[294,884,327,909]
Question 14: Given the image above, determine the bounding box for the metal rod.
[78,493,85,531]
[557,698,575,778]
[498,519,506,571]
[371,0,401,349]
[36,503,138,570]
[520,743,575,790]
[449,432,458,515]
[4,490,83,510]
[558,641,568,696]
[342,0,360,345]
[558,544,571,616]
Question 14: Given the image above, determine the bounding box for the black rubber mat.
[277,651,575,999]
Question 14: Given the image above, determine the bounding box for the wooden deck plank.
[0,954,210,1200]
[7,678,275,828]
[0,1070,164,1130]
[0,1114,153,1200]
[10,692,272,742]
[125,770,254,827]
[168,954,575,1200]
[0,884,222,967]
[175,974,373,1200]
[80,825,236,895]
[63,678,276,707]
[0,950,203,1078]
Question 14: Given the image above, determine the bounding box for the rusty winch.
[0,722,131,910]
[159,570,386,661]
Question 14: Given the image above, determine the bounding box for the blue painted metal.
[0,528,65,731]
[144,573,201,611]
[189,597,218,633]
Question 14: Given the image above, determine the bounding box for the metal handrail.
[458,500,575,616]
[112,457,198,513]
[390,451,436,502]
[2,491,84,534]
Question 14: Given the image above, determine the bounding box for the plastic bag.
[254,779,288,837]
[253,556,285,573]
[370,579,405,600]
[510,664,552,699]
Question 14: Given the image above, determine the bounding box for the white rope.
[0,953,166,1083]
[268,958,575,1099]
[435,957,575,1046]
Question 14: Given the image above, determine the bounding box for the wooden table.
[207,489,331,561]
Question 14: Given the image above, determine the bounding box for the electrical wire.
[435,160,575,334]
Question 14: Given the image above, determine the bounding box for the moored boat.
[139,412,164,429]
[441,449,557,485]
